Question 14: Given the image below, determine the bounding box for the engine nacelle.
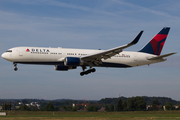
[55,65,77,71]
[64,57,83,66]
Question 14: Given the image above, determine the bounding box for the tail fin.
[139,27,170,55]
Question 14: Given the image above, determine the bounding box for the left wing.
[81,31,143,65]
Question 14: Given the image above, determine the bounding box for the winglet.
[128,31,143,45]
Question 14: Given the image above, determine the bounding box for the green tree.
[72,106,79,111]
[22,99,28,104]
[87,106,98,111]
[29,106,38,111]
[127,97,146,111]
[122,101,127,110]
[39,107,45,111]
[109,104,114,112]
[165,102,174,110]
[19,105,30,111]
[61,105,74,111]
[152,99,160,111]
[66,106,73,111]
[116,99,123,111]
[127,97,135,111]
[2,103,11,111]
[105,106,110,112]
[152,99,160,105]
[45,103,55,111]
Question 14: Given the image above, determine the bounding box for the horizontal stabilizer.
[148,52,177,60]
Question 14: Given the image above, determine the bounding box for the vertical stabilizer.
[139,27,170,55]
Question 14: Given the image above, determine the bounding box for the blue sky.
[0,0,180,101]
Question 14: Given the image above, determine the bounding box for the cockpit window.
[6,50,12,52]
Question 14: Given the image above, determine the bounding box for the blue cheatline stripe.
[16,61,132,68]
[98,62,131,68]
[16,62,65,65]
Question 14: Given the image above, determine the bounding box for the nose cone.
[1,52,11,61]
[1,53,5,59]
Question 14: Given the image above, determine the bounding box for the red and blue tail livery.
[139,27,170,55]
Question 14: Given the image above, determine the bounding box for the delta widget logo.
[26,49,30,52]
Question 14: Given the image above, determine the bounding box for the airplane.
[1,27,176,76]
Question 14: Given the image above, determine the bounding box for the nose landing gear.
[80,68,96,76]
[13,62,18,71]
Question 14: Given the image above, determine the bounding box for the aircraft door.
[19,50,23,56]
[134,54,138,61]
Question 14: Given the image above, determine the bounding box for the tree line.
[1,96,180,111]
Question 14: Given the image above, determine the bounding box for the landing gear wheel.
[13,63,18,71]
[14,68,18,71]
[80,72,85,76]
[86,70,91,74]
[80,67,96,76]
[91,68,96,72]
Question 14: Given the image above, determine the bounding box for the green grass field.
[0,111,180,120]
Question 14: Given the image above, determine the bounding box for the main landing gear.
[13,62,18,71]
[80,67,96,76]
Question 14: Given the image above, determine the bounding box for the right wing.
[81,31,143,65]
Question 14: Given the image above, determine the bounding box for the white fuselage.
[1,47,165,68]
[1,27,174,76]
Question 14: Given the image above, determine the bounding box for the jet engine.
[55,65,76,71]
[64,57,83,66]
